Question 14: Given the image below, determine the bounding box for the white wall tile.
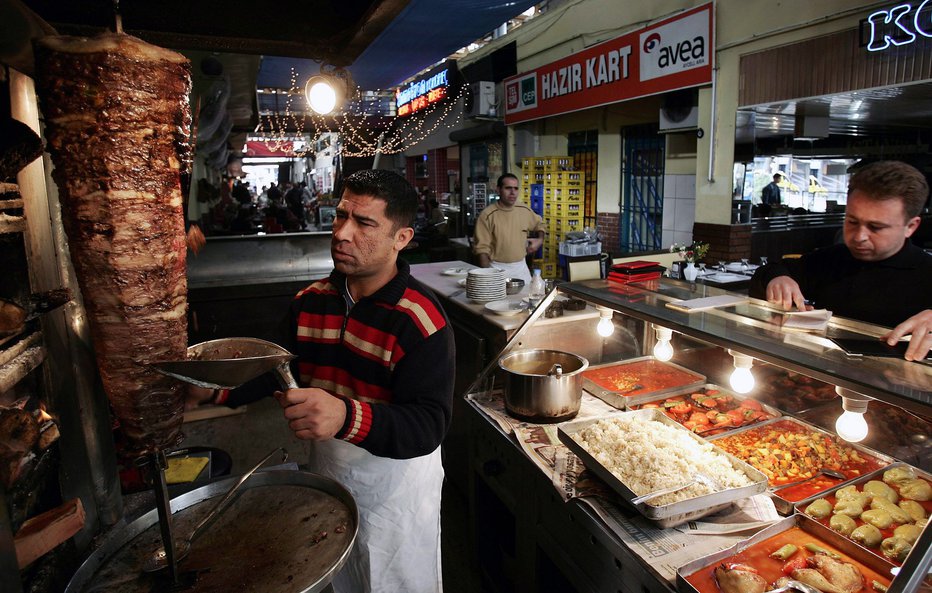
[673,230,693,246]
[674,197,695,233]
[678,175,696,200]
[662,229,676,247]
[662,197,676,230]
[663,174,676,198]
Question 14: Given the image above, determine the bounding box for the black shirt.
[749,241,932,328]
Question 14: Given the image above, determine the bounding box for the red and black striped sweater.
[229,260,455,460]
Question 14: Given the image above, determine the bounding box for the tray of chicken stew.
[753,367,838,414]
[558,408,767,528]
[580,356,706,409]
[677,514,895,593]
[627,383,780,437]
[709,417,892,514]
[797,462,931,566]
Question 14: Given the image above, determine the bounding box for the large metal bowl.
[499,349,588,422]
[66,470,357,593]
[505,278,525,295]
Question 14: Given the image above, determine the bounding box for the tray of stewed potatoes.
[708,417,894,514]
[797,462,931,566]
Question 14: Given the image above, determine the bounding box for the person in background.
[750,160,932,361]
[761,173,782,206]
[194,169,454,593]
[472,173,545,284]
[267,181,282,205]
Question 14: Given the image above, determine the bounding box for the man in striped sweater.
[231,170,455,592]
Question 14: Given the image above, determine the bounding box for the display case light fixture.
[727,349,755,394]
[596,306,615,337]
[652,324,674,362]
[834,387,871,443]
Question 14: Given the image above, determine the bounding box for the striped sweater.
[231,260,455,459]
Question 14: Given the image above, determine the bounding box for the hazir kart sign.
[504,3,712,125]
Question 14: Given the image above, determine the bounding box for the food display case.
[460,275,931,593]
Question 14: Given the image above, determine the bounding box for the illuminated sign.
[396,63,457,117]
[504,3,712,125]
[861,1,932,51]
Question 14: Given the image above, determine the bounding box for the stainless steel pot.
[499,349,589,423]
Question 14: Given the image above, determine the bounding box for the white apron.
[310,439,444,593]
[491,259,531,285]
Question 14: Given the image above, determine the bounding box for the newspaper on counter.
[579,495,781,584]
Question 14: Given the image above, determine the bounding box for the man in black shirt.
[761,173,782,205]
[750,161,932,361]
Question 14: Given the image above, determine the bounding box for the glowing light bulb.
[835,410,868,443]
[727,350,755,394]
[729,367,755,394]
[597,316,614,337]
[596,307,614,337]
[652,325,674,361]
[834,387,871,443]
[306,78,337,114]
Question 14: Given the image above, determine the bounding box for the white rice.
[575,415,754,506]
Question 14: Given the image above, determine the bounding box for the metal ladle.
[771,468,847,491]
[142,446,288,573]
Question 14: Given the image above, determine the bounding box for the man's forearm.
[477,253,491,267]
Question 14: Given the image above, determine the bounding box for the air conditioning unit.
[465,81,496,118]
[658,89,699,133]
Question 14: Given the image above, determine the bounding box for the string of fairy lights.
[256,68,467,158]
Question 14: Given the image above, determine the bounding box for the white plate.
[724,262,758,273]
[442,267,470,276]
[484,299,529,316]
[704,273,748,283]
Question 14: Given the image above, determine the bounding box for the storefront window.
[735,156,855,214]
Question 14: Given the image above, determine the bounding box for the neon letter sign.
[865,1,932,51]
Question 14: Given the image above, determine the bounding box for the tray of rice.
[580,356,706,409]
[558,408,768,528]
[677,514,896,593]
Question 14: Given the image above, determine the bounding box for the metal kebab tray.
[708,416,895,515]
[676,514,897,593]
[580,356,707,410]
[150,337,297,390]
[66,470,358,593]
[558,408,768,528]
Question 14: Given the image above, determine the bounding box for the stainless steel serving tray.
[558,408,768,528]
[676,514,897,593]
[794,461,932,567]
[580,356,707,410]
[625,382,783,437]
[709,416,895,515]
[66,470,358,593]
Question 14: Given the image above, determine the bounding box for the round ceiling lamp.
[305,75,340,115]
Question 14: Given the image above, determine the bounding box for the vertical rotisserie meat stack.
[34,32,192,454]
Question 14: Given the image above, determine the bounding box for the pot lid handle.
[548,363,563,377]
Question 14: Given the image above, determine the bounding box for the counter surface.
[410,261,599,332]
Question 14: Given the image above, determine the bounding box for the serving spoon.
[630,472,718,505]
[771,468,846,491]
[765,579,823,593]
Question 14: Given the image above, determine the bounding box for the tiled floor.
[182,396,485,592]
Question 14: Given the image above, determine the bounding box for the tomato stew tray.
[677,514,895,593]
[627,383,781,438]
[795,462,931,567]
[708,417,893,514]
[580,356,706,410]
[558,409,767,528]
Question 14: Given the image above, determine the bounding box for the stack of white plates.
[466,268,506,303]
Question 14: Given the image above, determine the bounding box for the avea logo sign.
[861,1,932,51]
[639,10,709,81]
